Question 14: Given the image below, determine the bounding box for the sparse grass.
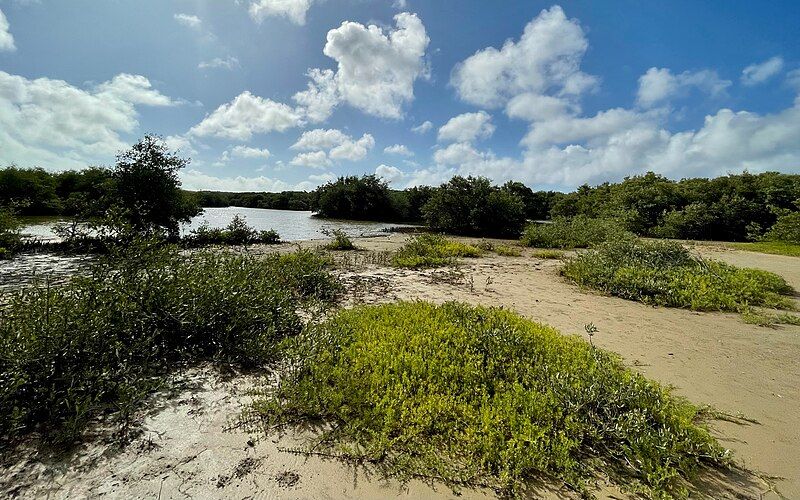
[392,233,482,269]
[740,306,800,327]
[323,228,357,250]
[562,236,795,314]
[521,216,630,249]
[0,241,340,446]
[252,301,729,498]
[493,244,522,257]
[530,249,564,259]
[729,241,800,257]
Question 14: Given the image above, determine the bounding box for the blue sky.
[1,0,799,192]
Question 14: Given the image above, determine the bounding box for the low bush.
[562,237,795,312]
[762,211,800,244]
[392,233,482,269]
[185,215,280,246]
[253,302,728,497]
[0,207,21,258]
[493,244,522,257]
[322,228,356,250]
[521,216,630,249]
[0,241,340,445]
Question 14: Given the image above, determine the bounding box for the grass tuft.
[323,228,357,251]
[253,301,729,497]
[562,236,795,313]
[392,234,482,269]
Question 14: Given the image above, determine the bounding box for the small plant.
[322,228,356,250]
[530,249,564,259]
[562,236,796,316]
[252,302,729,498]
[521,216,630,249]
[493,244,522,257]
[391,233,482,269]
[185,215,281,246]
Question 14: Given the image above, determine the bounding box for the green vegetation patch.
[185,214,280,246]
[322,228,357,250]
[521,215,630,249]
[0,243,340,445]
[253,302,728,497]
[391,233,482,269]
[562,237,795,312]
[729,241,800,257]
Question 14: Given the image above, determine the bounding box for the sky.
[0,0,799,192]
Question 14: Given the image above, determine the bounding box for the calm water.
[18,207,414,242]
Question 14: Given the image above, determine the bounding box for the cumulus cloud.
[290,150,330,168]
[180,169,292,191]
[164,135,197,156]
[0,8,15,51]
[451,5,596,113]
[741,56,784,86]
[637,67,731,107]
[411,120,433,134]
[437,111,495,143]
[294,13,429,120]
[249,0,313,25]
[189,91,303,141]
[231,145,271,159]
[291,128,374,161]
[0,70,175,168]
[384,144,414,156]
[198,56,240,70]
[375,164,405,185]
[174,13,202,29]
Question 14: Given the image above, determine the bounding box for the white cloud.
[249,0,312,25]
[329,133,374,161]
[0,8,15,51]
[291,128,374,161]
[293,68,338,123]
[290,150,330,168]
[411,120,433,134]
[437,111,495,143]
[0,70,174,168]
[189,91,303,141]
[375,164,405,185]
[505,93,575,122]
[291,128,349,150]
[741,56,784,86]
[392,0,408,9]
[164,135,197,156]
[636,67,730,108]
[174,13,202,29]
[231,145,271,159]
[451,6,596,113]
[181,169,292,191]
[297,12,429,119]
[198,56,240,70]
[384,144,414,156]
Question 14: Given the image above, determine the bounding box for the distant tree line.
[2,148,799,242]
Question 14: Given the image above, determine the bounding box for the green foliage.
[323,228,356,250]
[313,175,396,221]
[0,243,340,444]
[186,215,281,246]
[391,233,482,269]
[111,135,201,239]
[423,176,526,238]
[193,190,313,211]
[0,207,21,257]
[762,211,800,244]
[521,215,631,249]
[254,302,728,497]
[729,241,800,257]
[562,237,795,312]
[493,244,522,257]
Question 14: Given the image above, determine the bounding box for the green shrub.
[323,228,356,250]
[392,233,482,269]
[493,244,522,257]
[0,207,21,256]
[562,237,795,312]
[521,216,630,249]
[185,215,281,246]
[422,176,526,238]
[253,302,728,497]
[0,242,340,444]
[762,211,800,244]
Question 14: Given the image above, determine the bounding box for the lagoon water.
[19,207,415,242]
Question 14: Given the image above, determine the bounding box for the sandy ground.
[2,234,798,499]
